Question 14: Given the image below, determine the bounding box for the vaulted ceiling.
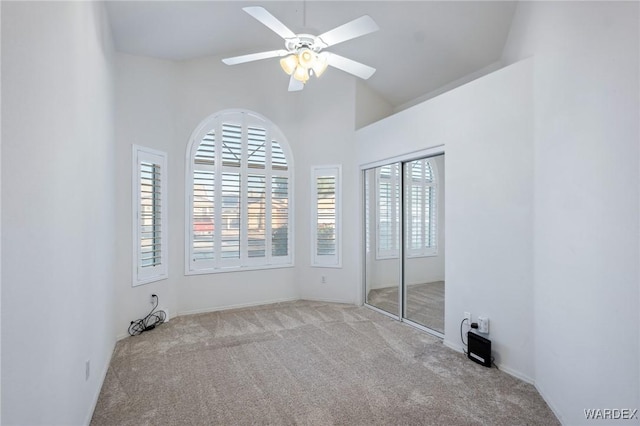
[105,1,517,108]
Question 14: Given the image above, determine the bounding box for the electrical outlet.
[85,360,91,381]
[478,316,489,333]
[150,294,156,305]
[464,312,471,324]
[321,276,326,284]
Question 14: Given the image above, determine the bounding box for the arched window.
[185,110,293,274]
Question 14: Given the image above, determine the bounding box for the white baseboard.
[455,363,563,424]
[84,339,116,426]
[534,381,565,425]
[300,296,357,305]
[178,297,299,317]
[443,339,535,385]
[443,339,464,354]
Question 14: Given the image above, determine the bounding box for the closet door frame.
[361,145,445,337]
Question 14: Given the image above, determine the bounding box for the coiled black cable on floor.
[128,294,166,336]
[460,317,469,355]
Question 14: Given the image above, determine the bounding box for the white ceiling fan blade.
[222,50,287,65]
[326,53,376,80]
[318,15,379,48]
[288,75,304,92]
[243,6,297,40]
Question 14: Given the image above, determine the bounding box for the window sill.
[311,263,342,269]
[185,263,294,276]
[375,254,400,261]
[133,274,168,287]
[406,252,438,259]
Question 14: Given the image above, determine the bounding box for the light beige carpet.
[91,300,558,425]
[367,281,445,333]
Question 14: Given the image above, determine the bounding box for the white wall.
[114,54,179,337]
[113,52,378,334]
[1,2,3,419]
[357,2,640,423]
[114,54,299,336]
[1,2,116,424]
[294,71,362,304]
[503,2,639,423]
[356,59,535,379]
[355,79,393,129]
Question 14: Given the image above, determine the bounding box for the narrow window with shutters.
[311,165,341,268]
[133,146,168,286]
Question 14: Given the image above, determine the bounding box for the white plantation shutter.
[376,163,400,259]
[311,166,341,267]
[186,110,293,274]
[271,175,289,257]
[133,146,168,286]
[192,130,215,263]
[405,158,437,257]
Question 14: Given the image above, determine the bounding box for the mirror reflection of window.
[376,163,400,259]
[406,158,437,258]
[364,164,401,317]
[364,154,445,335]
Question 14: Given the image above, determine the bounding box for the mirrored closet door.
[364,154,445,335]
[364,163,401,317]
[403,155,445,333]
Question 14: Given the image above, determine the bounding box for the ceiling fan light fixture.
[297,48,316,69]
[312,52,329,78]
[280,54,298,75]
[293,65,309,83]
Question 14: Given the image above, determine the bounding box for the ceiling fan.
[222,6,379,92]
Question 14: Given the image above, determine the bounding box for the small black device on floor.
[467,331,491,367]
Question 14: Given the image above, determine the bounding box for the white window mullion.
[420,181,425,252]
[213,120,223,267]
[264,127,273,263]
[427,158,438,254]
[187,145,196,272]
[392,163,400,255]
[415,161,427,254]
[404,165,411,254]
[240,115,249,266]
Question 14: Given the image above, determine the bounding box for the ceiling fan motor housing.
[284,34,327,53]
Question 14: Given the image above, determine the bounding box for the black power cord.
[128,294,166,336]
[460,318,469,355]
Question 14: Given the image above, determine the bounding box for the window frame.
[184,109,294,275]
[132,145,168,286]
[311,165,342,268]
